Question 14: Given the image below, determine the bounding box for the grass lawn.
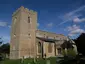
[0,57,56,64]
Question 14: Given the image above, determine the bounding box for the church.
[10,6,68,59]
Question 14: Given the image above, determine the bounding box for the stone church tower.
[10,6,37,59]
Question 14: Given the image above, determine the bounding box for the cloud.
[67,25,85,36]
[68,33,75,36]
[0,21,11,28]
[47,22,53,28]
[73,17,85,22]
[71,29,84,34]
[2,36,10,43]
[58,5,85,26]
[67,25,80,31]
[0,21,8,27]
[8,25,11,28]
[73,17,80,22]
[67,5,85,16]
[37,23,39,27]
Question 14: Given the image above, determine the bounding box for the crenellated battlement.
[25,8,29,12]
[12,6,37,16]
[29,9,37,15]
[12,6,24,16]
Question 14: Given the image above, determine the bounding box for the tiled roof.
[36,37,60,42]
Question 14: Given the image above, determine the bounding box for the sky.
[0,0,85,43]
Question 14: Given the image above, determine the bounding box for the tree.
[58,33,85,64]
[61,40,73,50]
[1,43,10,54]
[0,43,10,59]
[0,38,2,45]
[61,39,76,56]
[74,33,85,56]
[0,38,3,54]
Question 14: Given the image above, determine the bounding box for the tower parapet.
[29,10,37,15]
[12,6,24,16]
[12,6,37,17]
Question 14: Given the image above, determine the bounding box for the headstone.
[21,56,24,63]
[46,60,50,64]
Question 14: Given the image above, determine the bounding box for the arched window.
[38,42,41,53]
[14,34,16,37]
[48,43,52,53]
[57,48,61,54]
[28,17,30,23]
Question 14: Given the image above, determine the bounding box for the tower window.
[28,33,31,38]
[28,33,30,36]
[28,17,30,23]
[14,34,16,37]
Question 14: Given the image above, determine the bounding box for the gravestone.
[46,60,50,64]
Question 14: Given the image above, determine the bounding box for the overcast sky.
[0,0,85,43]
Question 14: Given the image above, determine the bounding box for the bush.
[67,48,76,57]
[62,48,77,57]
